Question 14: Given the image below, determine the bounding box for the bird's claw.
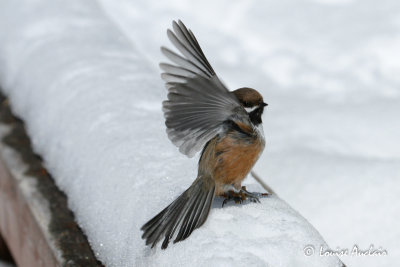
[222,193,243,207]
[221,186,269,207]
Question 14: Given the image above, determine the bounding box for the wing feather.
[161,20,248,157]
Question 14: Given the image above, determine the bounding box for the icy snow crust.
[0,0,398,266]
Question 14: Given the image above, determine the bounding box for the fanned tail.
[141,176,215,249]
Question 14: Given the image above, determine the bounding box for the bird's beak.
[262,102,268,107]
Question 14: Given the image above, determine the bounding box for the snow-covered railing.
[0,93,102,266]
[0,1,345,266]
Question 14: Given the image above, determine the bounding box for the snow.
[0,0,398,266]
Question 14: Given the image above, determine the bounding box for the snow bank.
[0,1,343,266]
[1,0,397,266]
[0,1,343,267]
[99,1,400,267]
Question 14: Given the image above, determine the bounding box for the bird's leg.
[222,190,244,207]
[240,186,269,203]
[222,186,269,207]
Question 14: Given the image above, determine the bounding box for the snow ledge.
[0,1,346,266]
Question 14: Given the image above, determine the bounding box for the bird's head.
[232,87,267,125]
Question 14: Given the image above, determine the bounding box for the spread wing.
[161,20,247,157]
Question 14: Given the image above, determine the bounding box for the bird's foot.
[222,186,269,207]
[241,186,269,201]
[222,190,244,207]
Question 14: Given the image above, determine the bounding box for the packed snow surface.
[0,0,399,266]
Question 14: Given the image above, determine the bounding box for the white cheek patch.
[245,106,258,113]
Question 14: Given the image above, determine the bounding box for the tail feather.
[174,190,204,242]
[141,177,215,249]
[141,204,171,239]
[174,186,213,242]
[143,193,188,246]
[162,191,200,247]
[192,186,214,231]
[143,197,184,248]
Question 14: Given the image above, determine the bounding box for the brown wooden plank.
[0,156,59,267]
[0,92,103,267]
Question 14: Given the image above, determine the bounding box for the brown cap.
[232,87,265,107]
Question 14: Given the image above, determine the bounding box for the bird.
[141,20,268,249]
